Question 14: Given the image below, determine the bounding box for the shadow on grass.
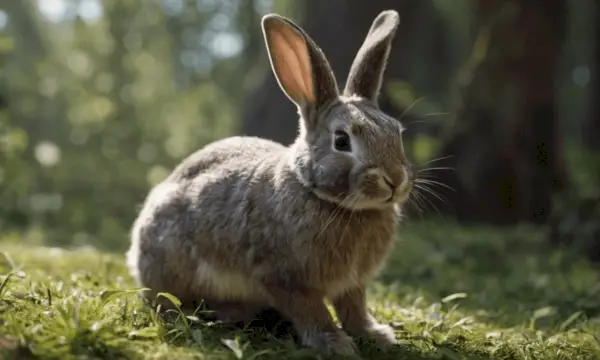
[158,316,494,360]
[138,219,600,359]
[1,219,598,359]
[377,220,600,329]
[153,301,495,360]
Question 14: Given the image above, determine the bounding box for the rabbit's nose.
[382,175,395,192]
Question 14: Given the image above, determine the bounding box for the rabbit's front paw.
[360,322,397,345]
[302,329,357,356]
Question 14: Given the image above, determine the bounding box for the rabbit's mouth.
[385,181,414,205]
[301,167,413,210]
[328,189,412,211]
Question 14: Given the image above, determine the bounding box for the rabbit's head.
[262,10,413,211]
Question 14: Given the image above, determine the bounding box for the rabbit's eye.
[334,130,352,152]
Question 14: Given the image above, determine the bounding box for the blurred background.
[0,0,598,259]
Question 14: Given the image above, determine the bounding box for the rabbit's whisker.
[421,112,450,118]
[398,96,425,123]
[406,112,450,126]
[415,178,455,193]
[316,192,355,240]
[417,166,456,174]
[417,155,454,168]
[411,190,427,213]
[414,187,442,215]
[414,183,449,208]
[407,195,424,220]
[339,194,361,244]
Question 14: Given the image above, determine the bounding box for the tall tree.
[239,0,446,145]
[0,0,54,230]
[431,0,569,225]
[583,1,600,152]
[549,1,600,262]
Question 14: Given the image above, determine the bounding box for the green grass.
[1,221,599,360]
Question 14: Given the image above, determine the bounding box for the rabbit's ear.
[343,10,400,104]
[261,14,338,117]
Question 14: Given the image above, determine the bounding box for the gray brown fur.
[127,9,412,356]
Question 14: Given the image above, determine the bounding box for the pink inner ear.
[268,24,315,104]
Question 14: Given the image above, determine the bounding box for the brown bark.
[239,0,438,145]
[432,0,569,225]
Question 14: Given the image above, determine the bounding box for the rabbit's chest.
[313,222,396,298]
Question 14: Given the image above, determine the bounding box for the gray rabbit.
[126,10,414,356]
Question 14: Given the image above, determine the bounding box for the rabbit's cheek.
[314,160,352,197]
[401,181,415,198]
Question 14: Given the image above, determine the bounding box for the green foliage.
[385,80,448,166]
[552,142,600,259]
[564,142,600,198]
[2,0,597,251]
[0,1,274,250]
[1,223,599,360]
[550,193,600,262]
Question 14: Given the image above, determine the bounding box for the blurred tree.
[432,0,569,225]
[583,1,600,152]
[240,0,448,145]
[0,1,273,249]
[549,1,600,262]
[0,0,50,232]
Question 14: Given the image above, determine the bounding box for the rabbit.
[126,9,414,356]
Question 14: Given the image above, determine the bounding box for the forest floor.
[1,221,599,360]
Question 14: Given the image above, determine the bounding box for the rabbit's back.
[127,136,288,305]
[169,136,286,181]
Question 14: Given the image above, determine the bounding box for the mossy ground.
[1,221,599,359]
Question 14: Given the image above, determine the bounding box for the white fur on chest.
[194,260,377,302]
[194,261,267,301]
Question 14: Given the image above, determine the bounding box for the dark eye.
[334,130,351,152]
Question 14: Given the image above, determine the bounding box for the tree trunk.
[549,2,600,262]
[430,0,568,225]
[583,2,600,151]
[239,0,439,145]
